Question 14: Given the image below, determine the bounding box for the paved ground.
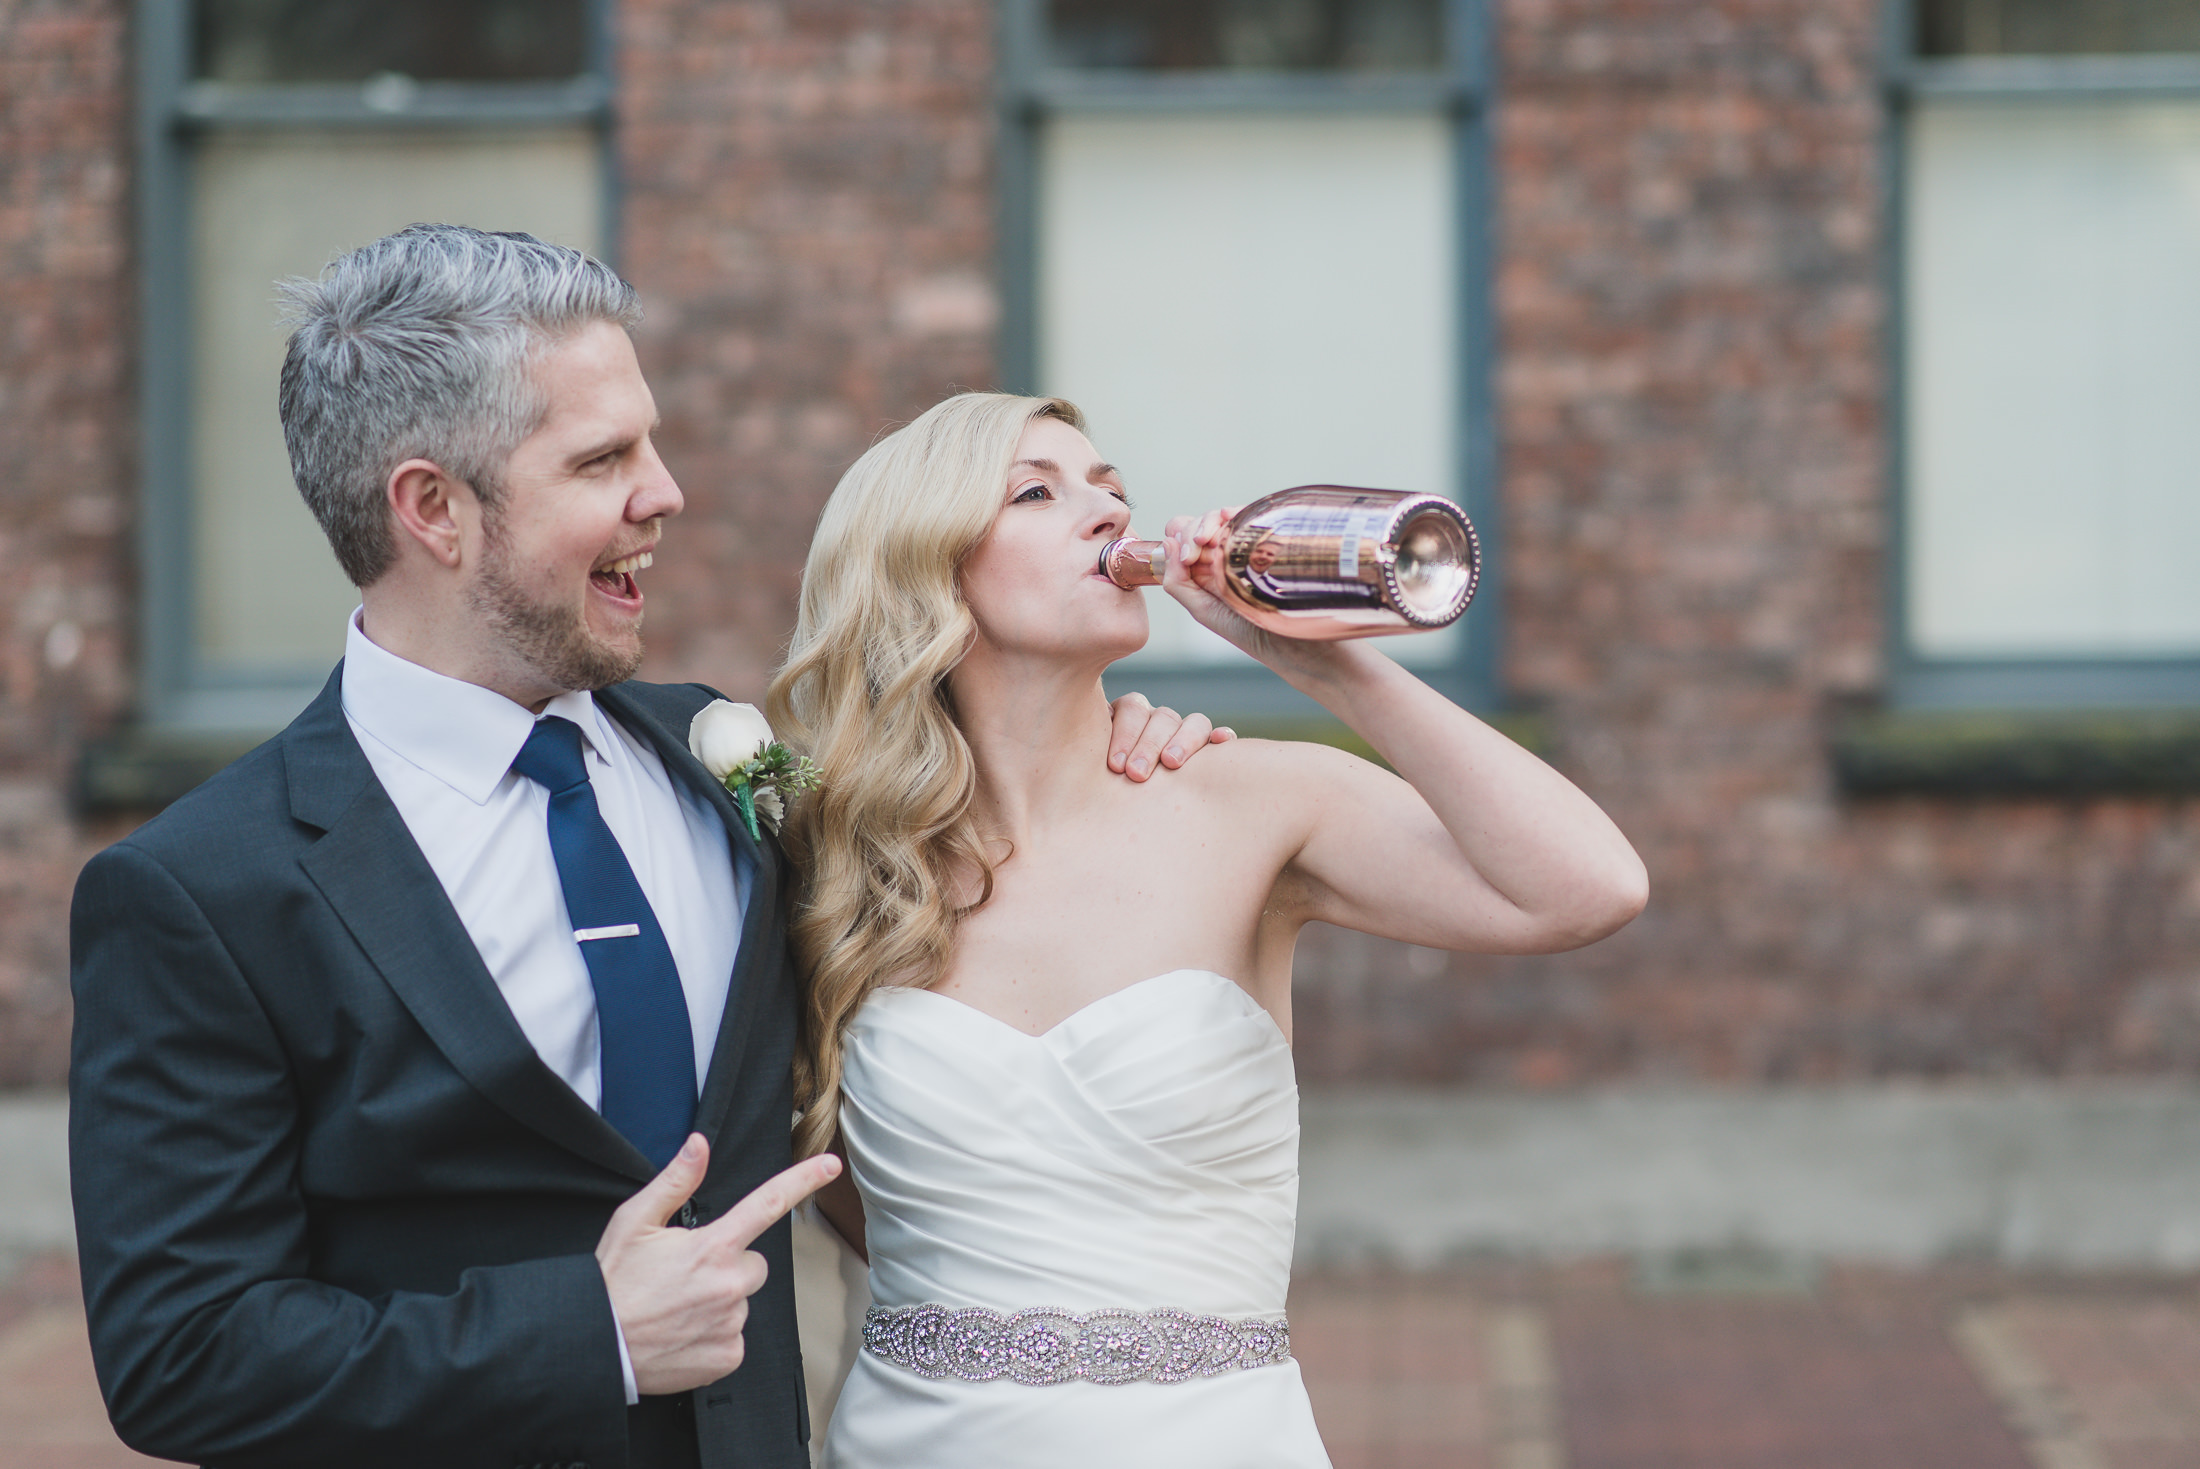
[1294,1262,2200,1469]
[0,1255,160,1468]
[7,1253,2196,1468]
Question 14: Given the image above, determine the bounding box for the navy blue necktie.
[512,716,697,1168]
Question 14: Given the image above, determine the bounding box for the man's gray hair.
[277,223,642,587]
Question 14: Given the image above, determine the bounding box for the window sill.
[70,709,1550,817]
[1831,710,2200,798]
[1230,711,1547,768]
[75,728,263,817]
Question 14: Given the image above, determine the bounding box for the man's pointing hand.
[597,1134,841,1396]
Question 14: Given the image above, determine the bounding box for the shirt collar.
[341,609,619,805]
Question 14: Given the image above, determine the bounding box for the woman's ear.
[387,459,468,569]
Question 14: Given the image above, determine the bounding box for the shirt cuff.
[613,1311,640,1406]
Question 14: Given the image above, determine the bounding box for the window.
[1000,0,1495,715]
[1894,0,2200,708]
[135,0,611,733]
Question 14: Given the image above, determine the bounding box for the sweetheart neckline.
[879,968,1270,1042]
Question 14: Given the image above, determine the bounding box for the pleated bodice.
[822,969,1330,1469]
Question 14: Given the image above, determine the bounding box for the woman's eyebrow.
[1010,456,1121,485]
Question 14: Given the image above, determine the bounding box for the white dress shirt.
[342,611,746,1097]
[340,610,748,1402]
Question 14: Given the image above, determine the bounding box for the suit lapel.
[286,667,655,1184]
[595,684,787,1141]
[596,682,769,876]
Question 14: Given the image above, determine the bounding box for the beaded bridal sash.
[862,1303,1293,1386]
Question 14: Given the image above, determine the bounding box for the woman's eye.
[1013,484,1050,503]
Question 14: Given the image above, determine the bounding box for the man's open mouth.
[591,549,653,600]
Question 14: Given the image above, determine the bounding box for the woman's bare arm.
[1165,517,1647,955]
[1276,653,1644,951]
[814,1146,867,1262]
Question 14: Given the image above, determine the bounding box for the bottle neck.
[1098,537,1167,588]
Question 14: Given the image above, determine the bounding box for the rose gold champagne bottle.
[1098,486,1480,640]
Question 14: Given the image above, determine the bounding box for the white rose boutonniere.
[687,700,821,840]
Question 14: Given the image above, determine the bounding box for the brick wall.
[1292,0,2200,1085]
[0,0,1004,1086]
[1,0,2195,1090]
[0,0,136,1084]
[617,0,1001,700]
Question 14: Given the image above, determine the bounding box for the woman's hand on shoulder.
[1104,692,1235,782]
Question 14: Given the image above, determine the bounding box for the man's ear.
[388,459,470,569]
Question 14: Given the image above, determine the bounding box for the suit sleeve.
[69,841,631,1469]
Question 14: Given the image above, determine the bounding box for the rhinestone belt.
[862,1303,1292,1386]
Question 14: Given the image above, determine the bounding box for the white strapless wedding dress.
[819,969,1332,1468]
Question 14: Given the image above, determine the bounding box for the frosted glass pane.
[1905,101,2200,657]
[1039,113,1459,668]
[190,127,602,671]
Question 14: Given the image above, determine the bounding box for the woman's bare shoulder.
[1167,732,1379,800]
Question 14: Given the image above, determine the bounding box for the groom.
[69,224,1218,1469]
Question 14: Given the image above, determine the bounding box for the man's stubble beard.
[467,515,644,694]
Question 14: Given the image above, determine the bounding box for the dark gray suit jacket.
[69,668,809,1469]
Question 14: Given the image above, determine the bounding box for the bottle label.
[1338,510,1389,580]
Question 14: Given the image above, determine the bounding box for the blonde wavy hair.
[768,391,1087,1158]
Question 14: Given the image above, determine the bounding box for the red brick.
[0,0,134,1085]
[1553,1295,2034,1469]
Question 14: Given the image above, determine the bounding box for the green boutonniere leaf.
[721,742,822,839]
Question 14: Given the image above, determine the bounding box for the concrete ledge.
[1297,1085,2200,1272]
[0,1093,70,1268]
[16,1086,2200,1274]
[1831,709,2200,796]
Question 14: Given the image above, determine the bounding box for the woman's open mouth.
[590,550,652,605]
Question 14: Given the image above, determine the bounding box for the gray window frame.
[996,0,1501,719]
[131,0,617,734]
[1880,0,2200,711]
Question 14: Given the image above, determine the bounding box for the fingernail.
[679,1135,702,1162]
[1164,746,1182,763]
[1130,758,1149,776]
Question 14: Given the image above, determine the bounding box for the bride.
[767,392,1646,1467]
